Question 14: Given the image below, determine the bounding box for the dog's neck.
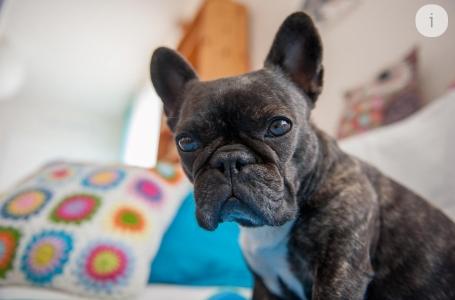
[297,126,339,201]
[239,127,341,300]
[241,220,295,248]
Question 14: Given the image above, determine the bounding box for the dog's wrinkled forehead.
[151,12,324,132]
[176,70,310,136]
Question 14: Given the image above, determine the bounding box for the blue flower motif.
[21,230,73,284]
[73,239,134,294]
[81,169,126,190]
[1,188,52,220]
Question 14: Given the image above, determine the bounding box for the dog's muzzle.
[209,144,256,178]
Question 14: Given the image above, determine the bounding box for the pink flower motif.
[85,245,127,281]
[133,179,163,205]
[75,240,134,293]
[50,194,100,224]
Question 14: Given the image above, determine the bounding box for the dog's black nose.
[210,144,256,177]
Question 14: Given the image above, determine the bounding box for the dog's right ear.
[264,12,323,105]
[150,47,198,130]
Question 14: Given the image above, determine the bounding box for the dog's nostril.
[213,159,245,175]
[211,149,255,176]
[216,162,225,174]
[235,160,244,172]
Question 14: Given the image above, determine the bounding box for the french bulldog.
[150,12,455,300]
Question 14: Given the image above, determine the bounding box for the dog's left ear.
[150,47,198,130]
[265,12,323,105]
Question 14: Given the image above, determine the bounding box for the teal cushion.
[207,291,247,300]
[149,193,253,287]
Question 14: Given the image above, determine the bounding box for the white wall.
[314,0,455,134]
[0,101,121,190]
[0,0,200,190]
[238,0,455,135]
[0,0,194,115]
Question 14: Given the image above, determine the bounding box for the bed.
[0,89,453,300]
[0,285,251,300]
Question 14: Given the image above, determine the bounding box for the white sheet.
[0,285,251,300]
[340,89,455,220]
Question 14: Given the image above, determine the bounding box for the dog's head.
[150,12,323,230]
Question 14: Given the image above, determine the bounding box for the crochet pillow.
[0,161,190,299]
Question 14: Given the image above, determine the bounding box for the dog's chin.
[195,196,295,231]
[195,197,262,231]
[219,197,265,227]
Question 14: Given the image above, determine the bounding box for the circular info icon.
[416,4,448,37]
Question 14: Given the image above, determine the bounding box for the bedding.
[0,161,191,299]
[1,90,453,300]
[340,89,455,220]
[0,285,251,300]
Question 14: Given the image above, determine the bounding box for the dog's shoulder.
[318,134,455,298]
[306,129,381,215]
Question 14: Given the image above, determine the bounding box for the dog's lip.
[218,196,261,226]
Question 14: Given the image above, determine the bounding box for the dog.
[150,12,455,300]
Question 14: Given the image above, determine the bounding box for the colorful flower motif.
[0,227,21,278]
[50,194,101,224]
[106,203,151,238]
[75,241,134,293]
[113,206,146,232]
[151,162,183,184]
[21,230,73,284]
[39,164,78,185]
[1,188,52,220]
[132,178,162,205]
[82,169,126,190]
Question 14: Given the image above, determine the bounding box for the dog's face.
[151,12,324,230]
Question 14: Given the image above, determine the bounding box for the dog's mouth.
[195,189,268,231]
[219,197,263,227]
[193,158,297,231]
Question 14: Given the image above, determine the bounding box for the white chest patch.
[239,221,306,299]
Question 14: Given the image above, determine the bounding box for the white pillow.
[340,89,455,220]
[0,161,191,299]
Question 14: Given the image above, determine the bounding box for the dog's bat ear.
[264,12,323,105]
[150,47,198,130]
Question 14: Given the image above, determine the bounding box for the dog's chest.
[239,222,306,299]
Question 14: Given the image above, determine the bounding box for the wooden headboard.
[157,0,250,163]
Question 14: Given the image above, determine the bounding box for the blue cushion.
[149,192,253,287]
[207,291,247,300]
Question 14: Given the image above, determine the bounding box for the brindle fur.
[150,11,455,300]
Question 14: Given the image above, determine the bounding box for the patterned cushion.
[337,48,423,139]
[0,161,190,299]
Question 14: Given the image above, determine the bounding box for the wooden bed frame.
[157,0,250,163]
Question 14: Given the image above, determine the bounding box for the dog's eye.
[267,117,292,137]
[176,135,200,152]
